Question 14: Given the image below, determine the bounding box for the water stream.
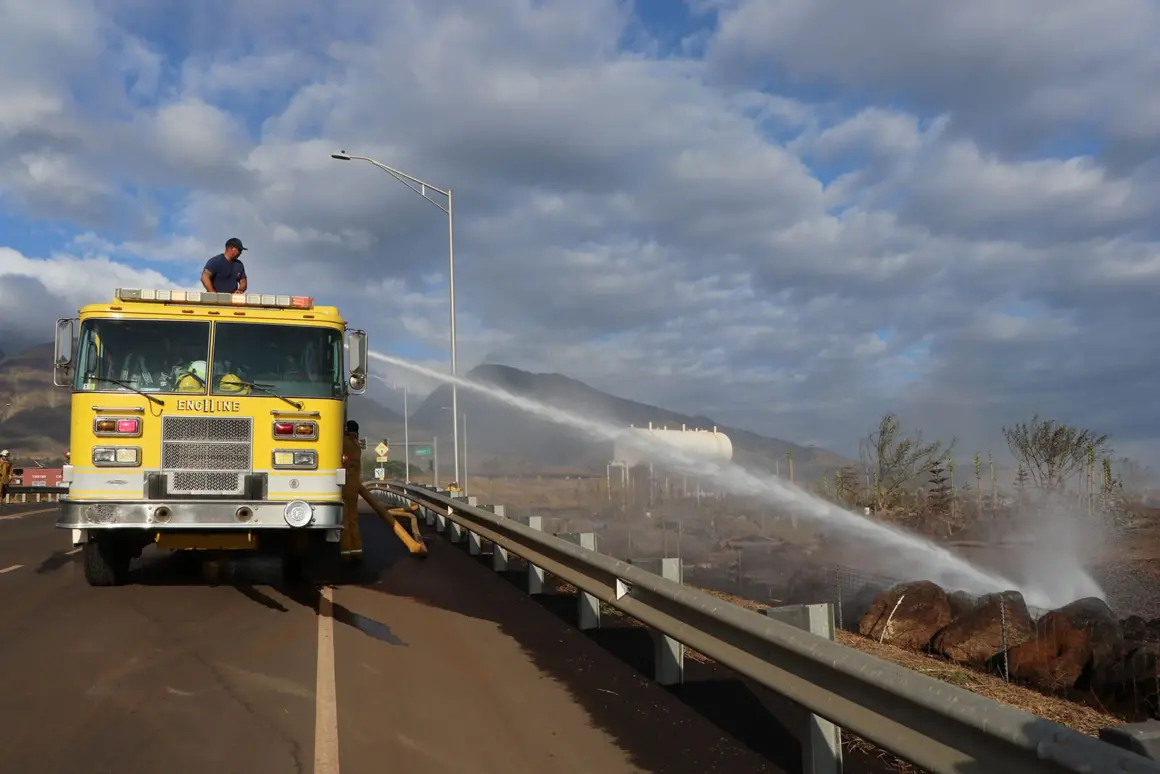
[369,351,1103,609]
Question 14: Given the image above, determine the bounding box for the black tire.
[83,538,130,586]
[305,539,342,587]
[281,552,307,585]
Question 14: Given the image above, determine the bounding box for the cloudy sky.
[1,0,1158,462]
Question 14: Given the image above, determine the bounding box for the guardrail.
[377,481,1160,774]
[2,486,67,503]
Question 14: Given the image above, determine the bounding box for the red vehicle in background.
[7,466,64,488]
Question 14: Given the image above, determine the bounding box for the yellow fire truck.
[50,288,369,586]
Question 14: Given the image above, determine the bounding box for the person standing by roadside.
[0,450,12,498]
[201,237,248,293]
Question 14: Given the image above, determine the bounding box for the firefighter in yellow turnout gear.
[341,420,364,559]
[0,450,12,497]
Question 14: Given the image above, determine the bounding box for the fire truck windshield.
[73,319,211,394]
[210,322,344,399]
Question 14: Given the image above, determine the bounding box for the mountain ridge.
[407,362,852,479]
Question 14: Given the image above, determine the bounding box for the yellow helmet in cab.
[217,373,251,395]
[175,360,207,393]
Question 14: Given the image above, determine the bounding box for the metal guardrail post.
[510,515,545,594]
[630,557,685,685]
[766,602,843,774]
[481,504,508,570]
[1100,721,1160,760]
[447,505,464,544]
[557,532,600,630]
[462,496,483,555]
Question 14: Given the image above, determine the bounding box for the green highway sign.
[413,446,432,456]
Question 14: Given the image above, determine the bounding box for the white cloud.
[705,0,1160,163]
[1,0,1159,466]
[0,246,177,351]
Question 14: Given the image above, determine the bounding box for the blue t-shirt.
[203,253,247,293]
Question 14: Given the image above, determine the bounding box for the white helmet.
[0,450,9,458]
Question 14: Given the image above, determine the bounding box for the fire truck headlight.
[283,500,314,528]
[92,447,140,466]
[273,450,317,469]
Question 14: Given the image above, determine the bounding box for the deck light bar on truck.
[115,288,314,309]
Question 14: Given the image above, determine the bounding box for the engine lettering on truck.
[175,399,242,412]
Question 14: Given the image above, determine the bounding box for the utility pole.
[403,387,410,484]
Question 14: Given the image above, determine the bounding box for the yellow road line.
[314,586,340,774]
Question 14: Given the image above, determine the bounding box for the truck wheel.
[83,538,130,586]
[305,540,342,587]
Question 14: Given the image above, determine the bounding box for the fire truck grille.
[161,416,252,496]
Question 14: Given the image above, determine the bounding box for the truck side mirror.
[347,329,368,395]
[53,318,75,388]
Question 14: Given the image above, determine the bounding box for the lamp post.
[440,406,467,493]
[330,150,460,485]
[402,386,410,485]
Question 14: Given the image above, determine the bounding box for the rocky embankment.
[851,580,1160,714]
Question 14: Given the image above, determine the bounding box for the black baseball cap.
[225,237,247,251]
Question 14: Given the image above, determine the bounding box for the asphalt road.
[0,502,787,774]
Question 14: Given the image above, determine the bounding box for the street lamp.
[402,385,409,485]
[331,150,460,485]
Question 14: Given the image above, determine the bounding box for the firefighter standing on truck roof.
[341,420,363,560]
[201,237,249,294]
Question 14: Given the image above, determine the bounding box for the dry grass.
[831,632,1119,733]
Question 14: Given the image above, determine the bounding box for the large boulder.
[840,583,888,632]
[858,580,951,650]
[1118,615,1160,643]
[932,590,1034,665]
[1093,642,1160,706]
[946,590,978,621]
[1090,616,1160,701]
[994,597,1121,692]
[996,627,1093,690]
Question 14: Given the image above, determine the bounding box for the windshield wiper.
[84,375,165,407]
[231,380,303,410]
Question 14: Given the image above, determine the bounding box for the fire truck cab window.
[73,319,212,393]
[211,322,344,399]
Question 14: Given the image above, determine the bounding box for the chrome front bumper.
[56,499,344,531]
